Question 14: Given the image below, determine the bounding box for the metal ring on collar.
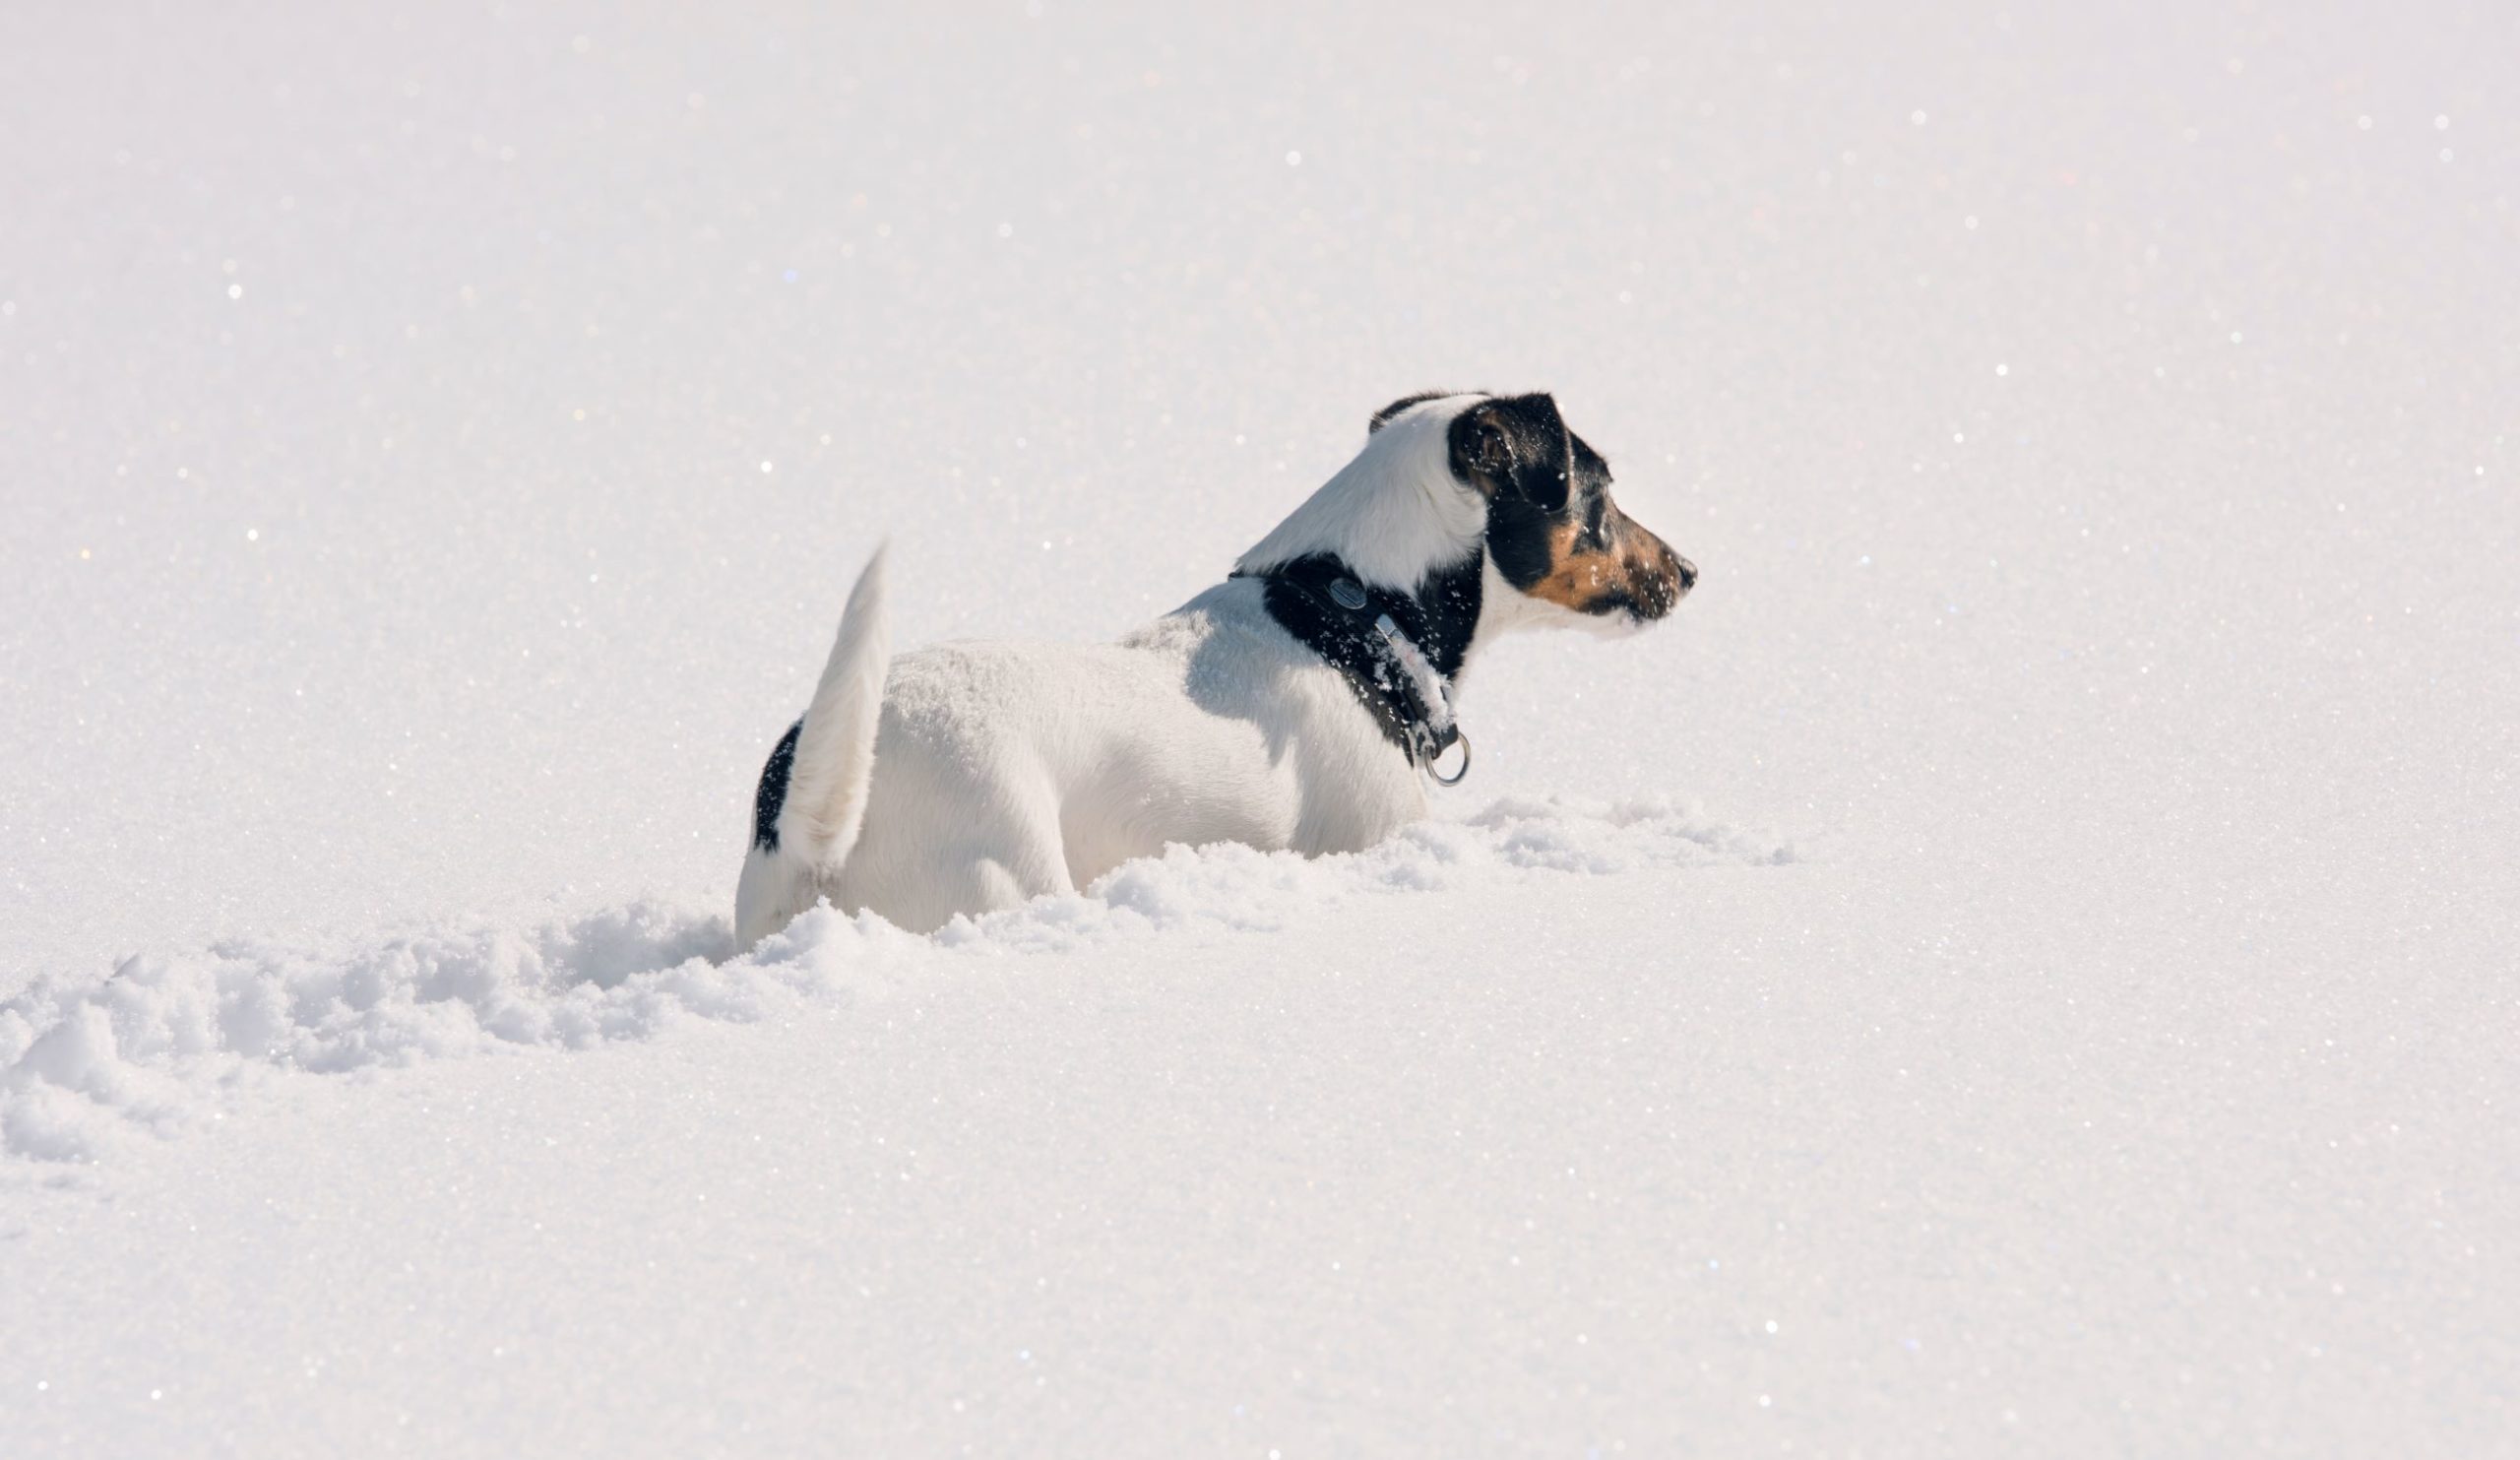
[1422,730,1472,787]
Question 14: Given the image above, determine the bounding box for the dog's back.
[737,576,1416,945]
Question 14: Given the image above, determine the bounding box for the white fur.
[732,393,1615,953]
[1235,394,1487,590]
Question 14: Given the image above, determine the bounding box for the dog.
[733,391,1695,953]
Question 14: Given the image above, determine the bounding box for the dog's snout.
[1634,526,1694,609]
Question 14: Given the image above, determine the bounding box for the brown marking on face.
[1524,520,1625,610]
[1521,507,1694,620]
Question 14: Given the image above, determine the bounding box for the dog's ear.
[1449,393,1571,511]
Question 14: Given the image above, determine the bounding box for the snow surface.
[4,2,2517,1455]
[2,798,1784,1165]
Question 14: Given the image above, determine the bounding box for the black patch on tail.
[751,720,801,852]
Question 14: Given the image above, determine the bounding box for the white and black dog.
[733,391,1694,952]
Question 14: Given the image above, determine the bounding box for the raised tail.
[781,542,891,863]
[734,544,891,952]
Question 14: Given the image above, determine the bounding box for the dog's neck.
[1233,401,1488,594]
[1233,550,1481,763]
[1229,398,1526,761]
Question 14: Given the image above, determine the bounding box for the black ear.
[1448,393,1570,510]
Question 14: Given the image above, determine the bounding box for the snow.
[4,2,2516,1455]
[2,798,1781,1166]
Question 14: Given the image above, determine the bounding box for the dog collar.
[1235,554,1474,785]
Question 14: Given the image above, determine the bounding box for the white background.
[3,3,2515,1454]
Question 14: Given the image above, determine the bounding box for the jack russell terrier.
[734,390,1695,953]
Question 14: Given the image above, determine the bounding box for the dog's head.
[1371,391,1695,631]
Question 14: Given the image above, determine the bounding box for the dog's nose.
[1672,554,1697,595]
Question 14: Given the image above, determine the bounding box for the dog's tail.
[734,542,891,955]
[778,542,891,868]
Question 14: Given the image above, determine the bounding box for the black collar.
[1233,552,1480,780]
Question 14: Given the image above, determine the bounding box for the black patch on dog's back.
[751,720,801,852]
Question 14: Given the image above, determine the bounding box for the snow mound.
[0,798,1785,1164]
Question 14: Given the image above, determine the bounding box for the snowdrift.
[1,798,1788,1165]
